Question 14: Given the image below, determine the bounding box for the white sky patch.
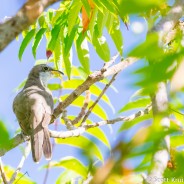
[131,21,144,34]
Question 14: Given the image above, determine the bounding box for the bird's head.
[28,64,64,86]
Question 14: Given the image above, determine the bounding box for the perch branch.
[52,56,137,121]
[0,103,151,157]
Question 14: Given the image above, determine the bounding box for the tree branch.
[81,73,118,125]
[0,0,60,51]
[0,103,151,157]
[72,90,91,125]
[51,57,137,121]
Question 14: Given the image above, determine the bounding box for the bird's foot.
[20,132,29,142]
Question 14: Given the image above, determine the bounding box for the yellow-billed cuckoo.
[13,64,63,162]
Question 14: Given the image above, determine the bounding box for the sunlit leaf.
[119,113,152,131]
[32,28,46,58]
[86,127,111,149]
[18,29,35,61]
[92,26,110,61]
[56,170,80,184]
[119,98,151,113]
[61,95,108,120]
[76,35,90,74]
[48,84,61,91]
[96,9,109,36]
[0,120,10,149]
[50,157,87,178]
[109,20,123,55]
[56,136,103,161]
[48,25,61,51]
[118,0,163,16]
[89,7,98,39]
[68,0,82,35]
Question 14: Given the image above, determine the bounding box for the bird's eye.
[43,66,49,71]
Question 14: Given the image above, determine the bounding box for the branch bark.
[0,0,60,51]
[52,57,137,121]
[0,99,151,157]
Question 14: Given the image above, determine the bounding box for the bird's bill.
[51,69,64,78]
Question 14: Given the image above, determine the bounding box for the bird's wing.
[29,93,52,162]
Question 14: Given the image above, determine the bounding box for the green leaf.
[119,113,152,131]
[90,85,115,112]
[129,33,164,61]
[56,170,80,184]
[63,79,83,89]
[50,157,87,178]
[171,134,184,148]
[18,29,35,61]
[118,0,163,16]
[64,25,78,56]
[63,50,72,79]
[56,136,103,161]
[48,25,61,51]
[48,84,61,91]
[61,95,108,120]
[38,14,47,27]
[97,9,109,36]
[92,26,110,61]
[14,79,26,92]
[76,35,90,74]
[86,127,111,149]
[119,98,151,113]
[109,20,123,55]
[0,120,10,149]
[68,0,82,35]
[95,0,117,15]
[32,28,46,58]
[89,7,98,39]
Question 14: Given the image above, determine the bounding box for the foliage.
[2,0,184,183]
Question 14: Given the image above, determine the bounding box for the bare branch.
[50,104,152,138]
[72,90,91,125]
[0,158,8,184]
[81,73,118,124]
[52,57,137,121]
[0,0,60,51]
[0,104,151,156]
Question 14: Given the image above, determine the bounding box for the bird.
[13,64,63,162]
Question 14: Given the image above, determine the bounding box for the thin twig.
[0,158,8,184]
[9,142,31,184]
[81,73,118,125]
[50,104,152,138]
[72,90,91,125]
[61,109,75,130]
[101,53,119,72]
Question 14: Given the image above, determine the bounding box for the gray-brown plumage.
[13,64,63,162]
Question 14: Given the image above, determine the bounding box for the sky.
[0,1,147,183]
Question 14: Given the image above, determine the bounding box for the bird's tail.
[31,129,44,163]
[42,127,52,160]
[31,128,52,162]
